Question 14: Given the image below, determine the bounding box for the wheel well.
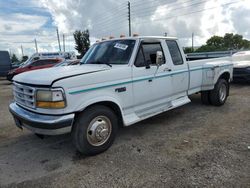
[219,72,230,82]
[77,101,124,127]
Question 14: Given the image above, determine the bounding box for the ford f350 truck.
[9,36,233,155]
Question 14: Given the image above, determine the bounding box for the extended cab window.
[166,40,183,65]
[135,43,165,67]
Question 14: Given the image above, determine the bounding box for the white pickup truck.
[9,36,233,155]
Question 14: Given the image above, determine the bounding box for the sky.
[0,0,250,58]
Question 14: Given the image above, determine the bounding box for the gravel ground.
[0,77,249,188]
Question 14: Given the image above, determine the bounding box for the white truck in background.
[9,36,233,155]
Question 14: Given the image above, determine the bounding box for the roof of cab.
[97,36,177,43]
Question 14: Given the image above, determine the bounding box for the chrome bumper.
[9,102,75,135]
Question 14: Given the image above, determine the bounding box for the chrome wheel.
[219,83,227,102]
[86,116,112,146]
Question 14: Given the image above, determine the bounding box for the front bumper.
[9,102,75,135]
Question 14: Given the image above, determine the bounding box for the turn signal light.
[36,101,66,109]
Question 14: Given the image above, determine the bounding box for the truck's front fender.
[76,96,123,113]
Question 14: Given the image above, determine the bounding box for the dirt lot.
[0,77,249,188]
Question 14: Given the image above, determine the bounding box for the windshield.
[80,39,136,65]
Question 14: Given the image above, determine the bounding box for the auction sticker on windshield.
[114,43,128,50]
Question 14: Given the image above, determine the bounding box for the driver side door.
[132,40,173,118]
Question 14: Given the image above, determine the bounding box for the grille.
[13,82,36,108]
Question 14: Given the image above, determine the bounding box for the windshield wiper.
[89,61,112,67]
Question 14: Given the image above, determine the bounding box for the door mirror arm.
[145,60,151,69]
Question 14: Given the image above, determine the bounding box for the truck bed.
[187,57,233,95]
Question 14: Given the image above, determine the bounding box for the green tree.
[21,56,28,62]
[206,36,225,49]
[11,54,19,63]
[184,47,193,53]
[196,33,250,52]
[73,30,90,58]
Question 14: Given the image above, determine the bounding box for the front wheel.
[72,105,118,156]
[209,79,229,106]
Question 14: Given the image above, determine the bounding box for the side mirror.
[156,51,163,66]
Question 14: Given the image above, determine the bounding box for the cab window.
[135,42,165,67]
[166,40,183,65]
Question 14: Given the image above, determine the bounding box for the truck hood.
[13,64,110,85]
[233,61,250,68]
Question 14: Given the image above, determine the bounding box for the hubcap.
[219,84,227,102]
[87,116,112,146]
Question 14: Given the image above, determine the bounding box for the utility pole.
[128,1,131,37]
[21,45,24,57]
[63,34,65,52]
[57,28,61,51]
[192,32,194,52]
[34,38,38,53]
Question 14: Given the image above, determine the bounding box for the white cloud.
[1,0,250,58]
[0,13,48,34]
[36,0,250,46]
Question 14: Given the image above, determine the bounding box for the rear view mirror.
[156,51,163,66]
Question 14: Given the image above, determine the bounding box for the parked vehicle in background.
[232,51,250,82]
[9,36,233,156]
[54,59,80,67]
[0,51,11,77]
[11,61,22,69]
[6,51,76,81]
[26,52,76,63]
[7,58,63,81]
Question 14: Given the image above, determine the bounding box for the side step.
[170,96,191,109]
[124,96,191,126]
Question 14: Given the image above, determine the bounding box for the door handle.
[164,68,172,72]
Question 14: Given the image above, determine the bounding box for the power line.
[133,0,207,15]
[131,0,208,16]
[92,13,128,27]
[93,6,127,21]
[130,0,163,8]
[90,2,127,18]
[135,0,242,24]
[92,25,128,38]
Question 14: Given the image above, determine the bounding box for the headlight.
[36,89,66,109]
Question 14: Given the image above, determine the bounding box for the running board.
[124,96,191,126]
[170,96,191,108]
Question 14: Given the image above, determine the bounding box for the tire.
[72,105,118,156]
[201,91,211,105]
[209,79,229,106]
